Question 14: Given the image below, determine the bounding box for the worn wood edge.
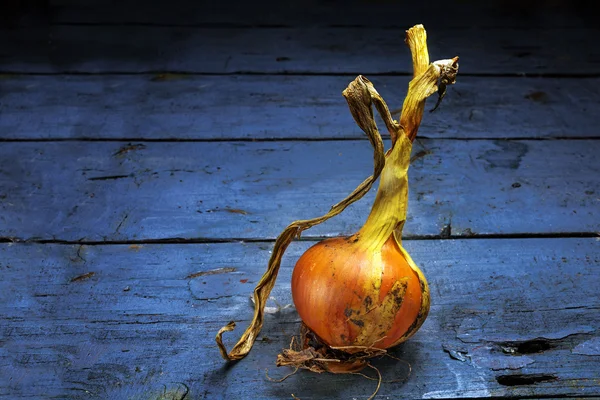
[0,238,599,399]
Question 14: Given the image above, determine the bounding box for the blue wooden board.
[1,26,599,75]
[1,75,598,140]
[1,238,598,399]
[0,140,598,242]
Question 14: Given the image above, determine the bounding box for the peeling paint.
[572,337,600,356]
[470,346,535,371]
[422,359,490,398]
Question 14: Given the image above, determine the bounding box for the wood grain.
[0,140,598,242]
[1,26,598,74]
[1,238,598,398]
[1,75,598,140]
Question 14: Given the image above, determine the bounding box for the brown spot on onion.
[350,319,365,327]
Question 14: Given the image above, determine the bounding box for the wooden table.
[1,1,599,398]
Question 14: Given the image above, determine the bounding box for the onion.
[217,25,459,381]
[292,234,428,350]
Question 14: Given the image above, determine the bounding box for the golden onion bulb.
[292,234,429,349]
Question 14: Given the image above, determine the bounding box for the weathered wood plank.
[1,75,598,140]
[49,0,592,28]
[1,238,598,398]
[0,140,598,241]
[1,26,599,74]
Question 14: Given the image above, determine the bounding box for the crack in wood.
[87,174,131,181]
[1,232,598,246]
[1,136,599,143]
[509,305,600,313]
[496,373,557,386]
[71,244,87,263]
[113,143,146,156]
[114,213,129,235]
[70,271,95,282]
[410,149,432,163]
[187,283,236,302]
[498,339,553,355]
[440,221,452,238]
[88,319,184,325]
[155,382,190,400]
[186,267,237,279]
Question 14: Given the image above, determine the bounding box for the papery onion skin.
[291,234,429,349]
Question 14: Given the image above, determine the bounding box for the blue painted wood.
[1,238,598,399]
[1,75,598,140]
[0,140,598,242]
[1,26,599,74]
[2,3,598,399]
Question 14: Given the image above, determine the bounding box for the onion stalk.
[217,25,458,375]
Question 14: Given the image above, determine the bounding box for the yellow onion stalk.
[217,25,458,378]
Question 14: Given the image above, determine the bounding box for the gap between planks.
[1,232,598,246]
[0,137,598,143]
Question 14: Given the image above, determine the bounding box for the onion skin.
[291,234,429,349]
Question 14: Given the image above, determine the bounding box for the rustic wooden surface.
[1,0,599,399]
[1,239,599,399]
